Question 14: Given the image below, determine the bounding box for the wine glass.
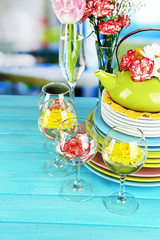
[38,98,77,177]
[38,82,74,110]
[59,22,86,101]
[38,81,74,154]
[56,117,99,202]
[102,125,148,215]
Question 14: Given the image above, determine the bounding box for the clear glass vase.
[96,43,116,104]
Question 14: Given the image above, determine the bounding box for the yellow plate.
[148,151,160,158]
[97,132,160,160]
[87,109,104,146]
[88,161,160,182]
[98,144,160,164]
[143,162,160,168]
[146,158,160,163]
[97,135,160,159]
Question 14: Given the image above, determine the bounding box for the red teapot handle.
[116,27,160,70]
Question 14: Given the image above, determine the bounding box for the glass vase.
[96,43,116,104]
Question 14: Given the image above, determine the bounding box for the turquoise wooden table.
[0,95,160,240]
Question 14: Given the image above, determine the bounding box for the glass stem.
[69,82,76,100]
[54,156,64,168]
[44,140,64,168]
[117,175,127,203]
[73,165,82,191]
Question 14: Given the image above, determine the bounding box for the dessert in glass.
[38,98,77,177]
[102,125,148,215]
[56,117,98,202]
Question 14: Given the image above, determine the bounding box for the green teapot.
[94,69,160,112]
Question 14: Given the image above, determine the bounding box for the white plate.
[93,104,160,148]
[102,115,160,137]
[101,103,160,127]
[102,109,160,133]
[101,112,160,137]
[101,90,160,124]
[101,106,160,137]
[101,101,160,125]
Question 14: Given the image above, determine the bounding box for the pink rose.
[92,0,115,18]
[129,58,154,81]
[98,20,122,35]
[120,49,136,71]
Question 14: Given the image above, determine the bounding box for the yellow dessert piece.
[40,108,74,129]
[105,142,143,168]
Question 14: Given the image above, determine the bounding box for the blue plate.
[85,164,160,187]
[93,104,160,149]
[95,123,160,152]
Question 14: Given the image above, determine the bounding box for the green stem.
[68,24,74,82]
[67,24,81,84]
[96,20,101,46]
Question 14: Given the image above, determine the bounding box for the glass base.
[104,191,139,215]
[61,179,94,202]
[44,140,56,154]
[44,159,74,177]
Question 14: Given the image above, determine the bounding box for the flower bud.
[51,0,86,24]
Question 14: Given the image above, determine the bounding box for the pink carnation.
[129,58,154,82]
[98,20,122,35]
[120,49,136,71]
[118,15,130,28]
[60,135,91,162]
[81,0,93,22]
[92,0,115,18]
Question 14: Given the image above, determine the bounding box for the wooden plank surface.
[0,95,159,240]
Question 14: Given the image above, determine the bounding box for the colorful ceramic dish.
[85,163,160,187]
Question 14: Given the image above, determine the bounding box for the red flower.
[118,15,130,28]
[129,58,154,82]
[120,49,136,71]
[61,135,91,162]
[81,0,115,21]
[92,0,115,18]
[81,0,93,22]
[48,99,68,111]
[98,20,122,35]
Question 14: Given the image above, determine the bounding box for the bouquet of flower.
[120,43,160,81]
[81,0,146,47]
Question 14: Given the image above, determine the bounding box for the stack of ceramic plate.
[86,106,160,187]
[101,100,160,138]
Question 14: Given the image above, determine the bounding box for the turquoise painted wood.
[0,95,159,240]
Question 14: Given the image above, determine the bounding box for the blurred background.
[0,0,160,96]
